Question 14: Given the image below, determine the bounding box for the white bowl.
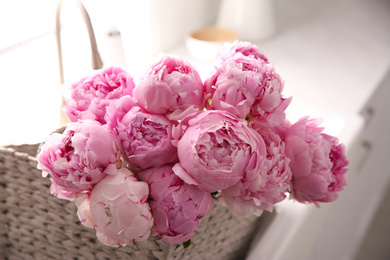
[185,27,238,61]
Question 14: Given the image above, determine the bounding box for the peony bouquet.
[37,41,349,247]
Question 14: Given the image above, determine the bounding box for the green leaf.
[182,239,191,248]
[211,191,219,199]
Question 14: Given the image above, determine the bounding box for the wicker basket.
[0,143,266,260]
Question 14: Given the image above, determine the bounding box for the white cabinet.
[306,69,390,260]
[247,68,390,260]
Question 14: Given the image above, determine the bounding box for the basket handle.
[55,0,103,84]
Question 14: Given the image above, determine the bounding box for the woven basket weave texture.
[0,144,262,260]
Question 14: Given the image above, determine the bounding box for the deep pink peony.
[204,53,291,127]
[218,41,270,64]
[63,66,135,124]
[172,110,267,192]
[75,165,153,247]
[138,165,213,244]
[106,96,178,171]
[284,117,349,204]
[133,54,204,120]
[219,126,292,216]
[37,120,121,201]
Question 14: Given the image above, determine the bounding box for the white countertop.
[243,0,390,259]
[259,0,390,117]
[171,0,389,259]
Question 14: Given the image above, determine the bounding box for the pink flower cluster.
[37,41,349,247]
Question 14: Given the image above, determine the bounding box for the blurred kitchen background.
[1,0,390,259]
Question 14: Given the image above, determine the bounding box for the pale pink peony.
[133,54,204,120]
[172,110,267,192]
[138,165,213,244]
[204,55,264,119]
[76,165,153,247]
[37,120,121,200]
[75,193,94,229]
[204,53,291,127]
[219,126,292,216]
[249,64,292,128]
[106,96,178,171]
[63,66,135,124]
[284,117,349,204]
[218,41,270,64]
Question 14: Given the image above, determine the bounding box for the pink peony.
[204,53,291,126]
[218,41,270,64]
[76,165,153,247]
[138,165,213,244]
[204,55,264,119]
[63,66,135,124]
[133,54,204,120]
[106,96,178,171]
[219,126,292,216]
[172,110,267,192]
[249,64,292,128]
[284,117,349,204]
[37,120,121,200]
